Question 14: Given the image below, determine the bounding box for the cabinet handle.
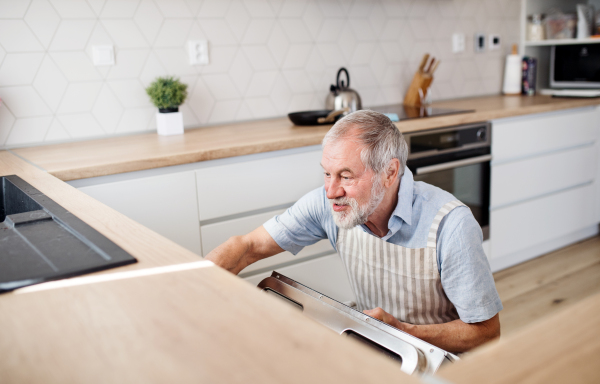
[416,155,493,175]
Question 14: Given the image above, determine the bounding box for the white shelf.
[525,37,600,46]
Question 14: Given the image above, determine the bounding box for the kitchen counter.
[11,95,600,181]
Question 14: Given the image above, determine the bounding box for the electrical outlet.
[92,45,115,66]
[489,34,501,50]
[452,33,465,53]
[474,33,485,53]
[188,40,209,65]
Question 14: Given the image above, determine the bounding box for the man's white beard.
[329,177,386,229]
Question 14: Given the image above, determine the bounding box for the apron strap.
[426,200,465,249]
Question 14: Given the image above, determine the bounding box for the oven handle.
[415,155,492,175]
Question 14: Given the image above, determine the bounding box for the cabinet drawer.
[492,108,598,163]
[201,208,334,274]
[79,171,201,254]
[243,254,355,304]
[490,183,597,259]
[196,150,323,221]
[491,144,597,208]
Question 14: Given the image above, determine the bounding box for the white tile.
[269,74,292,114]
[228,51,252,95]
[0,103,16,146]
[0,0,32,18]
[282,69,313,93]
[49,0,96,18]
[102,20,149,48]
[154,48,197,76]
[242,46,276,70]
[278,0,306,17]
[245,70,277,97]
[0,86,52,117]
[301,4,323,40]
[317,1,345,18]
[198,0,231,18]
[349,20,375,42]
[379,41,404,63]
[241,19,275,45]
[409,18,432,41]
[368,4,387,38]
[369,48,387,83]
[382,64,405,86]
[268,0,283,16]
[0,53,44,86]
[134,0,164,44]
[351,42,376,66]
[0,21,44,52]
[0,45,5,65]
[51,52,102,81]
[33,55,68,111]
[316,43,345,67]
[115,107,154,133]
[24,0,61,48]
[44,118,71,142]
[154,0,193,18]
[348,1,372,19]
[186,77,215,124]
[338,24,356,62]
[199,19,237,46]
[381,0,411,17]
[267,23,289,67]
[235,101,252,120]
[107,49,150,79]
[139,52,167,86]
[280,19,311,43]
[245,97,277,118]
[208,99,241,123]
[203,74,240,100]
[316,19,344,43]
[243,0,274,17]
[380,19,403,41]
[184,0,202,16]
[186,21,208,41]
[86,0,106,15]
[92,84,124,132]
[85,22,114,55]
[57,82,103,114]
[397,22,415,60]
[282,43,311,69]
[287,93,314,112]
[178,103,198,127]
[49,20,96,51]
[154,19,193,48]
[225,1,250,42]
[100,0,140,18]
[199,46,236,74]
[57,113,105,139]
[6,116,52,146]
[350,66,378,88]
[409,1,431,18]
[107,79,151,108]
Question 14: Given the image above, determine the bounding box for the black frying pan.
[288,109,348,126]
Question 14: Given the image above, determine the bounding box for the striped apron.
[337,200,465,325]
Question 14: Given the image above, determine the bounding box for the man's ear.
[384,159,400,187]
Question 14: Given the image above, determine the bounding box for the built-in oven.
[405,122,491,240]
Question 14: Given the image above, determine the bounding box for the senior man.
[206,110,502,353]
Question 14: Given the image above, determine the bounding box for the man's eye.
[324,172,330,177]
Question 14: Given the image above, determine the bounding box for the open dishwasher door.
[258,272,459,376]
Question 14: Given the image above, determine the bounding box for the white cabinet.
[77,171,202,254]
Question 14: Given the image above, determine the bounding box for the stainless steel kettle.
[325,67,362,114]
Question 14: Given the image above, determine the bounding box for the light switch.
[489,34,501,50]
[474,33,485,53]
[92,45,115,66]
[188,40,209,65]
[452,33,465,53]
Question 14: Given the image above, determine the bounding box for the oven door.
[407,151,491,240]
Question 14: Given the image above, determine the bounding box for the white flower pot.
[156,111,184,136]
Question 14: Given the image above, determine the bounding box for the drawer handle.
[416,155,492,175]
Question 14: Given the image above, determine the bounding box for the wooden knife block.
[403,71,433,107]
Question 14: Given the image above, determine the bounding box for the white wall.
[0,0,520,149]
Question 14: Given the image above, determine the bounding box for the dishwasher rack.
[257,272,458,376]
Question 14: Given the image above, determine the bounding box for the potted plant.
[146,76,188,136]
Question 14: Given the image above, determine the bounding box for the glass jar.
[527,14,545,41]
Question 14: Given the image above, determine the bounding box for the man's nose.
[326,178,345,200]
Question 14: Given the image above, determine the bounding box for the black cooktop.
[370,104,474,121]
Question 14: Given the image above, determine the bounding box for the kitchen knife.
[418,54,430,73]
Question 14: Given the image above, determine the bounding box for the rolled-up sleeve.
[437,208,503,323]
[263,187,331,255]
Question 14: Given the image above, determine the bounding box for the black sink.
[0,175,137,293]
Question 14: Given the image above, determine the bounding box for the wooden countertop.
[0,151,419,383]
[12,95,600,181]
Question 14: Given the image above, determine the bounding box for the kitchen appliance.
[550,43,600,89]
[326,68,362,114]
[404,122,491,240]
[287,108,349,126]
[0,175,137,292]
[258,272,458,376]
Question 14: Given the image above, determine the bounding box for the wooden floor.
[493,234,600,338]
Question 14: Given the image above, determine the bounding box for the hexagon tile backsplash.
[0,0,520,149]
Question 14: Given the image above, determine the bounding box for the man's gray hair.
[322,110,408,176]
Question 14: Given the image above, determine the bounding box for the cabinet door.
[243,254,356,304]
[78,172,201,254]
[195,150,323,221]
[490,183,596,260]
[492,107,598,163]
[201,208,334,274]
[491,144,597,208]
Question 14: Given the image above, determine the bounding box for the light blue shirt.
[264,168,503,324]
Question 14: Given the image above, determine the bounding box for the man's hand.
[363,307,500,353]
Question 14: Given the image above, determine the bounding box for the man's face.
[321,136,385,228]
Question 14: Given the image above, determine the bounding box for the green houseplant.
[146,77,188,136]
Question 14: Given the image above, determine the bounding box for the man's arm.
[205,226,284,275]
[364,307,500,353]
